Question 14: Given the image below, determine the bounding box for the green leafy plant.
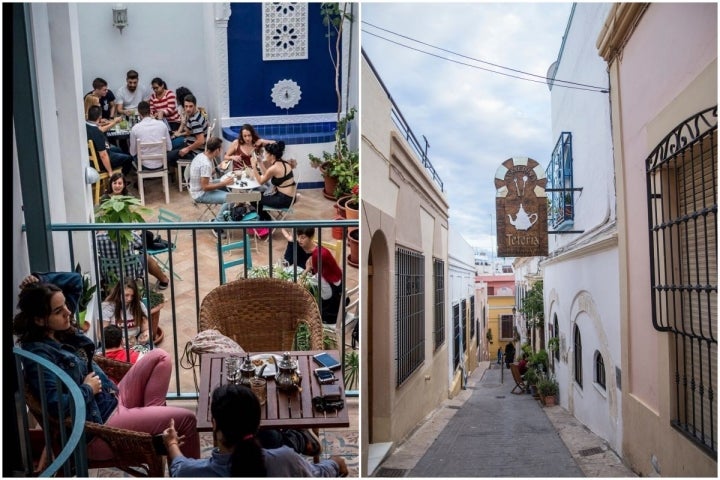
[537,374,558,397]
[343,349,359,390]
[547,336,560,353]
[320,2,354,120]
[530,349,549,373]
[486,328,493,342]
[523,366,539,386]
[94,195,151,249]
[521,342,533,358]
[309,108,358,198]
[74,263,97,313]
[138,285,165,310]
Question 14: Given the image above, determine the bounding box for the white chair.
[136,139,170,205]
[176,117,215,191]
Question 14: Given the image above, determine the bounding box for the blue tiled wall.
[222,122,337,145]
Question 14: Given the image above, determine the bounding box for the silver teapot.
[275,352,301,392]
[239,356,256,387]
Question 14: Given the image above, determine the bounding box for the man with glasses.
[115,69,150,116]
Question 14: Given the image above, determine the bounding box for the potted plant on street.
[523,366,539,396]
[537,374,559,406]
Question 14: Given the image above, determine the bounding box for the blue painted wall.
[228,3,339,117]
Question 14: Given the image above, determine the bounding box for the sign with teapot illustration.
[495,157,548,257]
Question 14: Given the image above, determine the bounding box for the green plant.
[530,349,549,372]
[138,284,165,310]
[94,195,151,249]
[486,328,493,342]
[309,108,359,198]
[248,264,318,298]
[523,366,539,386]
[348,183,359,209]
[521,342,533,358]
[519,280,544,324]
[547,336,560,353]
[320,2,354,120]
[343,349,358,390]
[74,263,97,313]
[537,375,558,397]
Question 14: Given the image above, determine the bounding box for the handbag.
[180,329,246,391]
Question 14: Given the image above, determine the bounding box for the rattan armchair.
[25,355,165,477]
[199,277,324,352]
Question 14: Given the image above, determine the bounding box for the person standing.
[115,69,151,116]
[504,342,516,369]
[129,101,172,169]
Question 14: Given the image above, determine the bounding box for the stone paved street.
[374,361,636,477]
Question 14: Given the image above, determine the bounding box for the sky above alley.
[361,2,574,257]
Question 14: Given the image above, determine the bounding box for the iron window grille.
[433,258,445,351]
[546,131,575,228]
[461,299,468,354]
[469,296,476,341]
[595,351,606,390]
[500,314,514,340]
[453,303,461,371]
[574,325,583,388]
[646,106,717,456]
[395,247,425,386]
[553,315,560,362]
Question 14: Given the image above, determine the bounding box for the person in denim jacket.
[13,281,200,461]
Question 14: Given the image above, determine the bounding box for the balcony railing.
[13,347,89,477]
[25,219,358,401]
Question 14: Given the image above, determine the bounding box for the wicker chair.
[25,355,165,477]
[199,277,324,352]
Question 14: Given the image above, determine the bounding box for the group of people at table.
[14,271,349,476]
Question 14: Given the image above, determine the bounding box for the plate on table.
[249,354,283,377]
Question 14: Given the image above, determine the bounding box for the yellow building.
[478,273,516,363]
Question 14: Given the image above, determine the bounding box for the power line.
[362,21,609,94]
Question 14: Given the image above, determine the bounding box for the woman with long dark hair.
[164,384,347,477]
[13,281,200,462]
[250,141,297,221]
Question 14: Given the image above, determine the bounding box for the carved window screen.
[263,3,308,61]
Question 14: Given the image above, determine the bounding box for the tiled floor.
[90,173,359,476]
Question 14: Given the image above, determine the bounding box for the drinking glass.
[225,356,241,385]
[250,377,267,405]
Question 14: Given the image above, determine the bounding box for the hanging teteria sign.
[495,157,548,257]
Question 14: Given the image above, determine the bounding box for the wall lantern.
[112,4,128,33]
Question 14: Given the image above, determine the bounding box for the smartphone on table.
[313,352,341,370]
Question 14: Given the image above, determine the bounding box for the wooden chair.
[24,355,165,476]
[88,140,121,205]
[136,139,170,205]
[510,363,526,395]
[199,278,323,352]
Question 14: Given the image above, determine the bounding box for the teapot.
[508,204,538,231]
[275,352,301,392]
[239,356,257,387]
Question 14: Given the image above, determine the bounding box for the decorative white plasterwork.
[262,2,308,61]
[220,112,337,129]
[271,79,302,110]
[215,3,231,118]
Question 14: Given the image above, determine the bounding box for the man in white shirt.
[189,137,234,238]
[129,101,172,170]
[115,70,151,115]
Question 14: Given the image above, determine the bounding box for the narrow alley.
[373,362,635,477]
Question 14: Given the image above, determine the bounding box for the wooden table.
[196,350,350,432]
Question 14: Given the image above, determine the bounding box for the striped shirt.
[185,110,207,153]
[149,89,180,123]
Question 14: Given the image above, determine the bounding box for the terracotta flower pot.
[150,304,165,345]
[345,200,359,220]
[321,164,340,200]
[332,216,344,240]
[347,228,359,268]
[335,195,351,218]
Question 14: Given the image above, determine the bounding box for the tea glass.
[250,377,267,405]
[225,356,241,385]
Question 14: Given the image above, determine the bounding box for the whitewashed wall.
[544,2,622,454]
